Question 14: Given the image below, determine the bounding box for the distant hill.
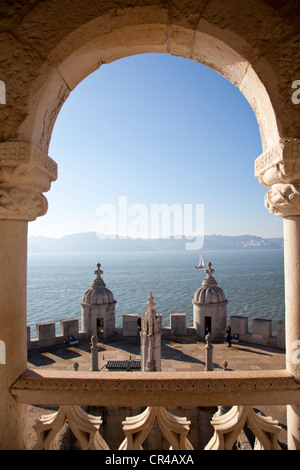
[28,232,284,253]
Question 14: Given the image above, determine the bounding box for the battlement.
[27,313,285,351]
[27,319,88,350]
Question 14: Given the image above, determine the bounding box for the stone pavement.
[27,336,287,449]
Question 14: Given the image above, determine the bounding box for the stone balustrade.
[27,313,285,351]
[22,312,292,450]
[27,318,88,350]
[29,404,282,450]
[11,369,300,450]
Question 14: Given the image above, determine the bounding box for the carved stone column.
[0,141,57,449]
[140,292,162,372]
[255,138,300,450]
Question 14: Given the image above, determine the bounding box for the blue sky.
[28,53,283,239]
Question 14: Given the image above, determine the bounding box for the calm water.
[27,250,285,336]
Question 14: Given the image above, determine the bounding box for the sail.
[194,253,205,269]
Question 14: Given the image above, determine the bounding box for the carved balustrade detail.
[0,141,57,220]
[206,405,281,450]
[34,405,109,450]
[32,403,282,450]
[120,406,193,450]
[255,139,300,218]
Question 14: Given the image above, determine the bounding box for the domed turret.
[81,263,116,339]
[193,262,227,304]
[192,262,227,341]
[82,263,115,305]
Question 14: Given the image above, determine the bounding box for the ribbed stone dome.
[193,262,227,304]
[82,263,115,305]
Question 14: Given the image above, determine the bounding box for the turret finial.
[94,263,103,278]
[91,262,106,288]
[202,262,217,287]
[205,262,214,277]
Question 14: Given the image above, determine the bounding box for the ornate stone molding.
[0,141,57,220]
[264,183,300,218]
[0,187,48,221]
[33,404,282,450]
[255,139,300,186]
[12,373,296,394]
[120,406,193,450]
[255,139,300,217]
[33,405,109,450]
[11,370,300,409]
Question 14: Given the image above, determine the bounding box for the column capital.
[0,141,57,221]
[255,139,300,218]
[264,183,300,218]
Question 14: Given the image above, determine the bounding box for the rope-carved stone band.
[11,369,300,408]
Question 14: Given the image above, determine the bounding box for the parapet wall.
[27,313,285,351]
[27,319,88,351]
[229,316,285,349]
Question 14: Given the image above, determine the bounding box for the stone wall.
[27,319,88,350]
[27,313,285,350]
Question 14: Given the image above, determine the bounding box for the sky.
[28,53,283,240]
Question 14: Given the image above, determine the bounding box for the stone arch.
[23,26,279,153]
[3,1,297,157]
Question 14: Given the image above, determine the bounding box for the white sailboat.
[194,254,205,269]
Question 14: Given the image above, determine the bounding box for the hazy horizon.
[28,231,284,240]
